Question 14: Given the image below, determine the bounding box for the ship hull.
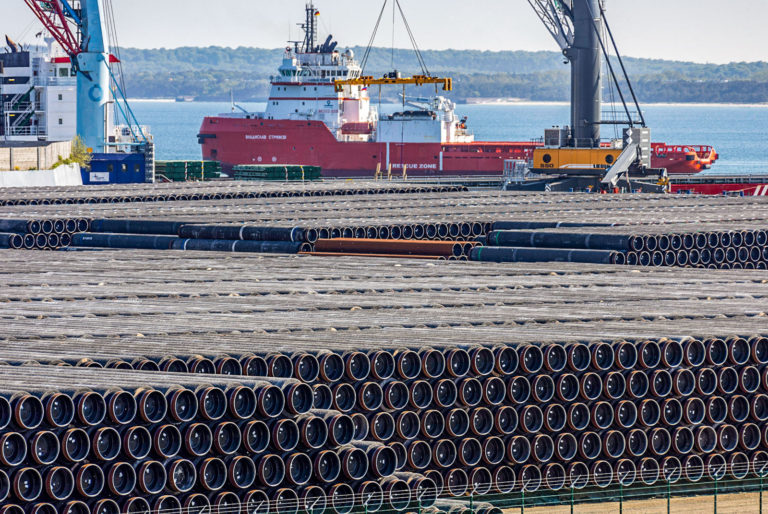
[200,117,535,177]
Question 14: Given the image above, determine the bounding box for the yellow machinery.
[532,148,623,173]
[334,75,452,93]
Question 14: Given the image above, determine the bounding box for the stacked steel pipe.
[4,333,768,511]
[0,218,89,250]
[477,227,768,269]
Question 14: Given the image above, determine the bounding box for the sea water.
[131,100,768,176]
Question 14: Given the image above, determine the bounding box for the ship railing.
[34,77,77,87]
[3,101,41,112]
[6,126,47,137]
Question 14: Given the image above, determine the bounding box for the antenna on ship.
[300,2,319,53]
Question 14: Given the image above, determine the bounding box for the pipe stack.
[477,226,768,269]
[0,218,89,250]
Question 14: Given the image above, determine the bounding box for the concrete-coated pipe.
[506,435,531,464]
[626,429,649,458]
[507,376,531,405]
[567,403,590,431]
[579,432,601,460]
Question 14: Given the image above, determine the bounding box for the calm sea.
[131,101,768,176]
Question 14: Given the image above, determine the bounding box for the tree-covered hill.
[118,46,768,103]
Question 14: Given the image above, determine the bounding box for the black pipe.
[470,246,621,265]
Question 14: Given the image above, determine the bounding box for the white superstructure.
[0,36,77,143]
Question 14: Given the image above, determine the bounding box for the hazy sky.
[2,0,766,64]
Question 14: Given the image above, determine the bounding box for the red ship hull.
[201,117,536,177]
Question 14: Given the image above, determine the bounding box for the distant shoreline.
[131,98,768,108]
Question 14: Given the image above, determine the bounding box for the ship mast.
[301,2,319,53]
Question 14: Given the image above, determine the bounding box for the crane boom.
[527,0,573,53]
[23,0,82,58]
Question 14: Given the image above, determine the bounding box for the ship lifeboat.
[650,143,719,174]
[341,122,374,135]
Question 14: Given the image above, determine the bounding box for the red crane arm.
[22,0,82,57]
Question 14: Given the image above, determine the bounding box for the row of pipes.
[3,337,768,512]
[0,185,467,207]
[0,218,90,250]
